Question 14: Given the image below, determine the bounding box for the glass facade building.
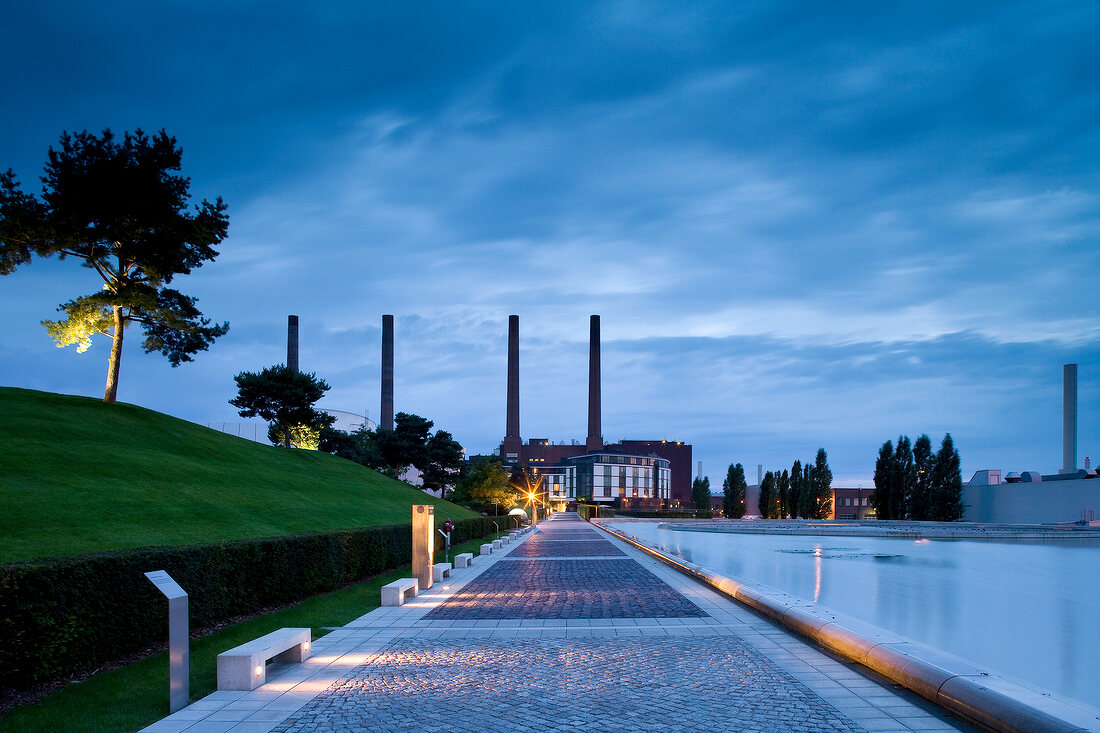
[537,451,671,509]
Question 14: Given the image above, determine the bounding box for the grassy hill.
[0,387,478,563]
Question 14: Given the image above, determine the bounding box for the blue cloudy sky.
[1,1,1097,486]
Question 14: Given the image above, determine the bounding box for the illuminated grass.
[0,387,479,563]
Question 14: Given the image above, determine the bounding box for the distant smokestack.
[381,315,394,431]
[506,315,520,444]
[1063,363,1077,473]
[287,315,299,373]
[586,315,602,452]
[758,464,762,485]
[697,461,703,480]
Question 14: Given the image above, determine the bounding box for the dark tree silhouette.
[0,129,228,402]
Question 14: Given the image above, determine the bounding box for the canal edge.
[592,519,1100,733]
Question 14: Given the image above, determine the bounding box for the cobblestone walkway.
[142,513,976,733]
[274,515,865,732]
[272,636,863,733]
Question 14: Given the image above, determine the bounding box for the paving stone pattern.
[423,558,706,619]
[271,635,866,733]
[508,539,626,557]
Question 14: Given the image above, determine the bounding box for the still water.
[619,521,1100,708]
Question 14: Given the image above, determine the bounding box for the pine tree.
[911,434,934,520]
[691,475,712,515]
[893,436,915,520]
[776,469,790,518]
[872,440,894,519]
[789,459,803,519]
[722,463,747,519]
[1,129,229,402]
[759,471,776,518]
[810,448,833,519]
[931,434,964,521]
[798,462,816,519]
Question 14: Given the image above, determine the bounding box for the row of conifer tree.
[711,436,963,521]
[871,433,964,521]
[718,448,834,519]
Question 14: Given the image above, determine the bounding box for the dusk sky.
[1,1,1097,487]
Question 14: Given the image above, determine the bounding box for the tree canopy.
[691,475,712,515]
[229,365,335,448]
[450,457,517,513]
[722,463,747,519]
[321,412,465,490]
[758,470,776,518]
[0,129,229,402]
[872,433,962,521]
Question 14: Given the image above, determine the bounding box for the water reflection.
[624,521,1100,708]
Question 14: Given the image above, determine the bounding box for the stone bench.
[381,578,418,606]
[455,552,474,568]
[217,627,311,691]
[480,543,494,556]
[492,539,504,550]
[500,535,510,545]
[432,562,452,582]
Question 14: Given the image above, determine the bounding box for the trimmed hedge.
[0,517,502,689]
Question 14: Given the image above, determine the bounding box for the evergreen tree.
[871,440,894,519]
[809,448,833,519]
[230,365,335,449]
[911,434,934,520]
[892,435,915,520]
[931,433,964,521]
[798,462,816,518]
[1,129,229,402]
[776,469,790,518]
[758,471,776,518]
[691,475,712,515]
[789,459,803,519]
[722,463,747,518]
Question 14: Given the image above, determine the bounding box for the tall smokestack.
[504,315,521,452]
[1063,363,1077,474]
[586,315,602,452]
[381,315,394,431]
[287,315,299,372]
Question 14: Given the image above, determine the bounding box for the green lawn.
[0,387,479,563]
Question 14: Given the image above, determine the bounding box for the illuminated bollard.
[412,505,435,590]
[144,570,189,713]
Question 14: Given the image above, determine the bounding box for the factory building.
[499,314,692,510]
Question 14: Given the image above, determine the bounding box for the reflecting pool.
[617,521,1100,708]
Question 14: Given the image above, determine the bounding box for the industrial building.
[498,314,693,510]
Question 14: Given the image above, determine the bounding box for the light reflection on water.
[621,521,1100,708]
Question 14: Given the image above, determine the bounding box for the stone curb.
[594,521,1100,733]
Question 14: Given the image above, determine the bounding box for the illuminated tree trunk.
[104,305,124,403]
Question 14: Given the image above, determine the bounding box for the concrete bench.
[500,535,510,545]
[217,627,311,691]
[381,578,418,606]
[492,539,504,550]
[480,543,493,555]
[455,552,474,568]
[432,562,452,582]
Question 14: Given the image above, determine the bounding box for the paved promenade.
[143,514,977,733]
